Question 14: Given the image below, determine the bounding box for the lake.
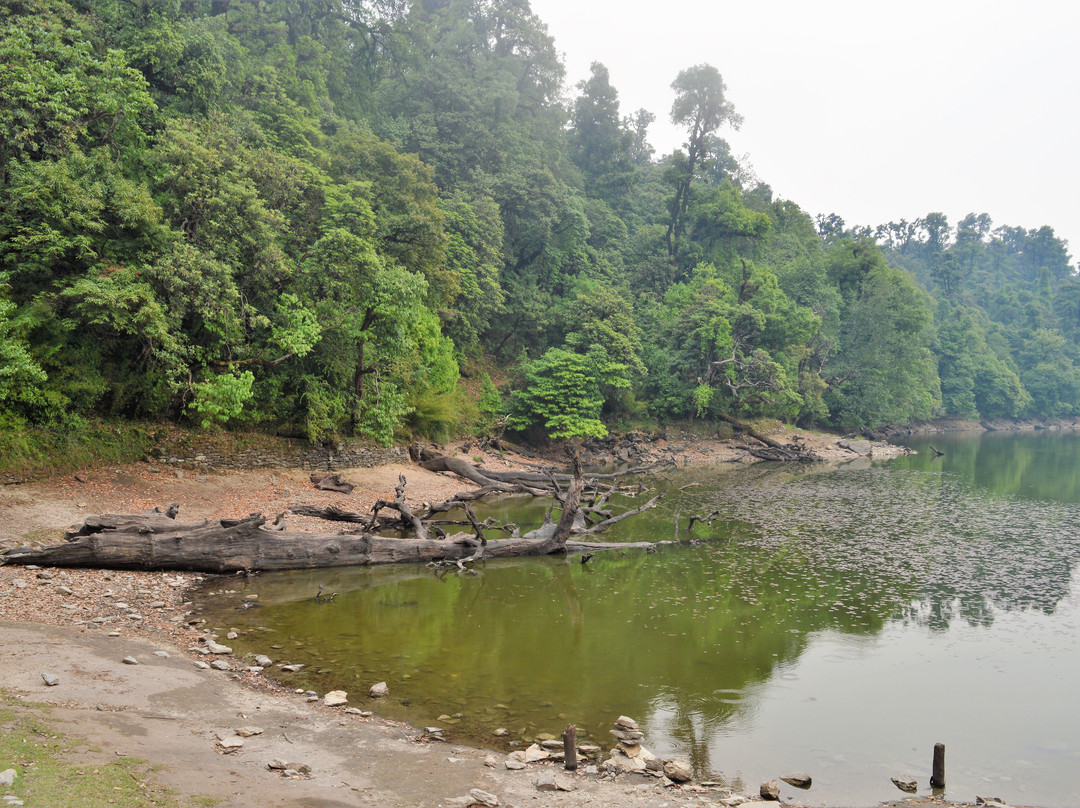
[192,429,1080,806]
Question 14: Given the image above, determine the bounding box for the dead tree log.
[2,511,657,573]
[2,445,675,573]
[310,473,355,493]
[418,449,671,492]
[367,474,427,540]
[290,504,371,524]
[718,413,822,461]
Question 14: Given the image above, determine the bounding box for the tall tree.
[665,64,741,255]
[568,62,634,204]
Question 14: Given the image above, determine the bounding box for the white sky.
[529,0,1080,259]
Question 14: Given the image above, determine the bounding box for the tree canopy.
[1,0,1077,444]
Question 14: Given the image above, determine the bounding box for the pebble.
[369,681,388,698]
[323,690,348,707]
[203,640,232,654]
[193,661,211,670]
[469,788,500,806]
[663,758,693,783]
[253,654,273,667]
[41,671,60,686]
[235,726,264,737]
[210,660,230,671]
[153,651,170,658]
[122,656,138,665]
[0,769,16,787]
[535,774,572,792]
[760,779,780,801]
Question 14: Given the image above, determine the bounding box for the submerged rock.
[781,771,812,788]
[891,776,918,793]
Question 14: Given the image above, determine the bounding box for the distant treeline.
[1,0,1075,444]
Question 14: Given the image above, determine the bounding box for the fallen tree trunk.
[417,449,671,491]
[3,449,672,572]
[2,510,658,573]
[718,413,822,461]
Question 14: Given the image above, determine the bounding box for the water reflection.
[194,430,1080,806]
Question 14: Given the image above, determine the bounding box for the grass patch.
[0,692,216,808]
[0,418,157,481]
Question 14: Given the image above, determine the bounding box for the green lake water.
[192,429,1080,806]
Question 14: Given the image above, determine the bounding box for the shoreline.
[0,428,1033,807]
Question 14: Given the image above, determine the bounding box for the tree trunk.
[3,458,664,572]
[2,512,658,573]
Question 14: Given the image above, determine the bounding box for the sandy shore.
[0,431,986,808]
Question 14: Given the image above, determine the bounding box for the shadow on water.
[193,430,1080,806]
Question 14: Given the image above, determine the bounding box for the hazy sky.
[529,0,1080,258]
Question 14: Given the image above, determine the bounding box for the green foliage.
[186,369,255,428]
[826,256,941,428]
[1,0,1077,449]
[0,415,154,479]
[0,293,48,418]
[509,347,627,440]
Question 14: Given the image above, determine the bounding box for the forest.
[2,0,1078,448]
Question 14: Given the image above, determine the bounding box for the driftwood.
[418,449,671,491]
[367,474,427,540]
[2,457,663,573]
[2,511,657,573]
[310,473,355,493]
[717,413,822,462]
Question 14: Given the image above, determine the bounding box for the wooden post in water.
[930,742,946,788]
[563,724,578,771]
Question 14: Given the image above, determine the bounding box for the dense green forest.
[2,0,1077,446]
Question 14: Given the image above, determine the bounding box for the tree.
[508,347,627,440]
[568,62,635,204]
[826,257,941,428]
[665,64,742,255]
